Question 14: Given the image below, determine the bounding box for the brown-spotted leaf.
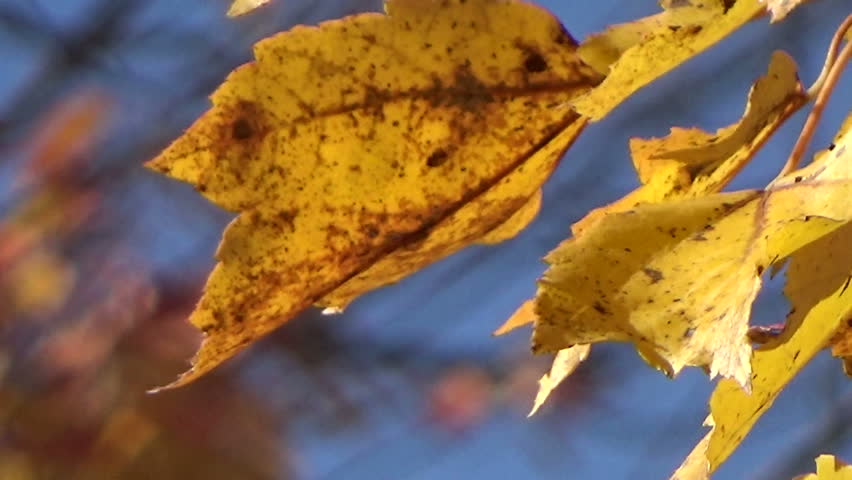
[572,0,768,120]
[534,127,852,389]
[146,0,601,389]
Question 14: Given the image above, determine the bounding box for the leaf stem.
[777,16,852,179]
[807,14,852,98]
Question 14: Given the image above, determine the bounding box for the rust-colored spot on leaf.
[426,149,449,167]
[642,267,663,283]
[232,118,254,140]
[523,51,548,73]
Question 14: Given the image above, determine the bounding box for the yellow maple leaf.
[499,51,805,396]
[670,117,852,479]
[534,119,852,389]
[797,455,852,480]
[503,50,805,335]
[147,0,601,389]
[572,0,769,120]
[227,0,271,17]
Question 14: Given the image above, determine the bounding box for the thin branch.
[777,18,852,178]
[807,14,852,98]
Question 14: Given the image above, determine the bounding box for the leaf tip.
[146,367,200,394]
[494,299,537,336]
[227,0,272,17]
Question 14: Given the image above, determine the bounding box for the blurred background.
[0,0,850,479]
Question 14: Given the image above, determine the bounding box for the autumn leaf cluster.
[148,0,851,478]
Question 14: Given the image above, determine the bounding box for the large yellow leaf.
[669,116,852,479]
[147,0,601,388]
[504,50,804,332]
[572,0,768,120]
[533,122,852,389]
[499,51,805,398]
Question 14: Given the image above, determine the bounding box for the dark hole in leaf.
[523,52,548,73]
[232,118,254,140]
[426,149,449,167]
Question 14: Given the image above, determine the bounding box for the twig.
[777,16,852,179]
[807,14,852,98]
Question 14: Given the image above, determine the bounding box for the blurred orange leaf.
[22,90,112,188]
